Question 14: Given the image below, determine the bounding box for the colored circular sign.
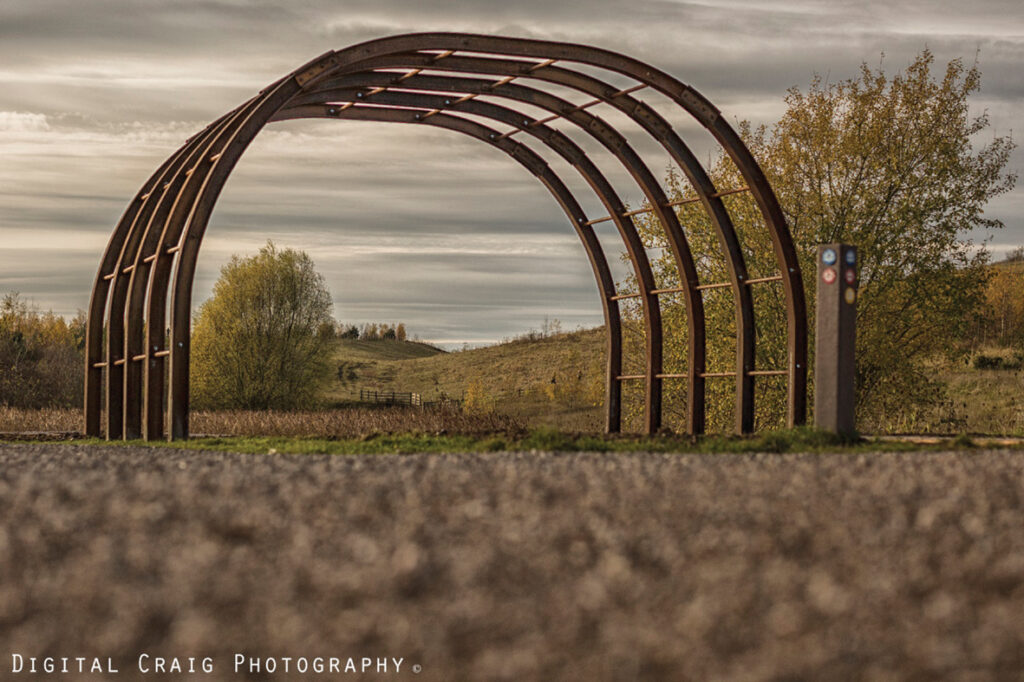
[844,287,856,304]
[822,267,837,284]
[822,248,837,265]
[844,268,856,284]
[845,249,856,265]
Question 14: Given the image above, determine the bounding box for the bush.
[190,242,335,409]
[972,352,1023,371]
[973,354,1004,370]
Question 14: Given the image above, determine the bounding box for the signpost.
[815,244,857,436]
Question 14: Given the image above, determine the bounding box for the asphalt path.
[2,444,1023,680]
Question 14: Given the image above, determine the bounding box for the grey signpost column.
[815,244,858,436]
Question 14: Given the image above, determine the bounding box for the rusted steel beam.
[88,33,805,440]
[495,84,646,139]
[583,187,750,223]
[85,150,184,437]
[103,145,195,439]
[128,110,247,440]
[85,111,237,440]
[163,97,273,440]
[118,122,230,439]
[583,192,752,224]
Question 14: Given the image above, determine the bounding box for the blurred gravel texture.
[1,444,1023,681]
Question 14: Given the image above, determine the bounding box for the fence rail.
[357,388,462,409]
[359,389,422,407]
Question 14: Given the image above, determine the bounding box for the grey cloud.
[1,0,1020,343]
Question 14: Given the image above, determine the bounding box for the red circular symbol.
[822,267,837,284]
[844,268,856,284]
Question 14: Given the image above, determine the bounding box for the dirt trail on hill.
[1,444,1023,680]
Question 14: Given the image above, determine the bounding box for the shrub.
[191,242,335,409]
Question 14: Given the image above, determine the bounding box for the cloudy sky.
[1,0,1020,346]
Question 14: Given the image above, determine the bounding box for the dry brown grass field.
[327,328,607,431]
[0,407,78,433]
[940,360,1024,435]
[0,406,523,438]
[326,330,1024,436]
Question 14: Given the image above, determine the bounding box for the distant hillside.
[335,338,445,362]
[326,328,607,430]
[991,257,1024,273]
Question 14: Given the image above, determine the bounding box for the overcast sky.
[1,0,1020,346]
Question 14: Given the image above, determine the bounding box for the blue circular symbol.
[822,248,837,265]
[844,249,856,265]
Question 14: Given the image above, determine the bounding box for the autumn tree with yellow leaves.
[622,50,1016,432]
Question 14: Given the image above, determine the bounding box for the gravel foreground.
[1,444,1023,681]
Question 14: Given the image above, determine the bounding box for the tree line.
[337,322,408,341]
[975,248,1024,349]
[0,293,84,408]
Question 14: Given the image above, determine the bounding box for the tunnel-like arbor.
[85,32,807,441]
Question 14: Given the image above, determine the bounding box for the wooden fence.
[359,389,422,407]
[357,388,461,409]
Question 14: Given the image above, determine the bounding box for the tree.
[0,293,85,408]
[190,241,335,409]
[624,50,1016,432]
[395,323,407,342]
[980,265,1024,348]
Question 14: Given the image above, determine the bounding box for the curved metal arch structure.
[84,32,807,441]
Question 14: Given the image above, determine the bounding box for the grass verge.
[35,427,1024,456]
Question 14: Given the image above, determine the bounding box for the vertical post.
[815,244,857,436]
[144,356,165,441]
[605,304,622,434]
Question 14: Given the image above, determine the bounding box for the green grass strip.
[29,426,1024,456]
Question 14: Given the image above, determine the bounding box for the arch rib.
[85,148,189,436]
[127,109,251,439]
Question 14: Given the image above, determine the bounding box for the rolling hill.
[326,328,608,430]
